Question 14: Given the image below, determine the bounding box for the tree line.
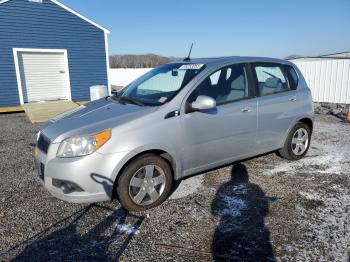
[109,54,180,68]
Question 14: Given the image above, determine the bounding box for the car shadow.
[211,163,276,261]
[10,204,144,261]
[6,174,145,261]
[90,173,115,199]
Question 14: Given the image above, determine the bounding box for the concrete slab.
[23,100,79,123]
[75,101,89,106]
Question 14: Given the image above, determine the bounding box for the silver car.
[35,56,313,211]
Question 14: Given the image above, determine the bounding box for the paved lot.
[0,113,349,261]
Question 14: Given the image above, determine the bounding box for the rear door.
[252,62,300,150]
[180,63,258,174]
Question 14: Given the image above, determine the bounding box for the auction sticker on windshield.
[179,64,204,70]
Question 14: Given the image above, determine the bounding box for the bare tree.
[109,54,180,68]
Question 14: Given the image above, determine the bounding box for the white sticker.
[158,97,168,103]
[179,64,204,70]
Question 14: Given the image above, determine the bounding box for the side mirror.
[191,95,216,111]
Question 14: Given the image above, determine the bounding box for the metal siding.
[334,60,341,103]
[344,61,350,103]
[347,62,350,103]
[292,59,350,104]
[322,61,327,101]
[0,0,108,107]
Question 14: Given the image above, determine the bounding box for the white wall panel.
[109,68,153,87]
[292,59,350,104]
[111,62,350,105]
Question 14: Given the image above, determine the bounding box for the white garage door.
[18,51,70,103]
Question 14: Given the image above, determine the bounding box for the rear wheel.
[116,154,173,211]
[278,122,311,160]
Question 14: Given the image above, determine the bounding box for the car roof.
[170,56,293,68]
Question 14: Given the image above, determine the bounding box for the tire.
[116,154,173,212]
[278,122,311,161]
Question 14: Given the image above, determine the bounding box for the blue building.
[0,0,110,107]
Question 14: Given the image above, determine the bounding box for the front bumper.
[34,143,129,203]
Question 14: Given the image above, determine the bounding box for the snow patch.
[232,184,248,194]
[263,121,350,176]
[286,188,350,261]
[263,144,348,176]
[299,191,319,200]
[216,194,247,217]
[115,224,140,235]
[170,175,203,199]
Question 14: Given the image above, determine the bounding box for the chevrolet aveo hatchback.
[35,57,313,211]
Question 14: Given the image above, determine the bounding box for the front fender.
[109,144,183,183]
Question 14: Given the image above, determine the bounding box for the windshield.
[113,63,205,106]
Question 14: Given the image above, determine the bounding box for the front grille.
[37,133,50,154]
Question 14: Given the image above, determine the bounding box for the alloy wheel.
[291,127,309,156]
[128,165,166,206]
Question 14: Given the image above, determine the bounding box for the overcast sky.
[61,0,350,58]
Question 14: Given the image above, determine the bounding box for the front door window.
[190,63,251,106]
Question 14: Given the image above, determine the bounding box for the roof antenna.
[183,43,193,61]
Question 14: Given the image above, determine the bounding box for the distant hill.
[109,54,181,68]
[284,54,302,60]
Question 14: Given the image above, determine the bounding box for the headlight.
[57,129,111,158]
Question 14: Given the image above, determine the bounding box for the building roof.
[0,0,110,33]
[319,51,350,58]
[288,51,350,61]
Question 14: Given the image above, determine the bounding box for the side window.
[254,64,290,96]
[190,63,250,106]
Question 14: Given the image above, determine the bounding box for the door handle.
[241,107,252,113]
[289,96,297,102]
[59,70,65,74]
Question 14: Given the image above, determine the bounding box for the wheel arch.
[280,115,314,148]
[110,147,181,199]
[298,117,313,133]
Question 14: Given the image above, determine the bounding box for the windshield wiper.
[118,96,146,106]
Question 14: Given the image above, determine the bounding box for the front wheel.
[116,154,173,211]
[278,122,311,160]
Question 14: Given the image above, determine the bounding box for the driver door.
[179,63,258,175]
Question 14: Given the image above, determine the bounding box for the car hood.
[41,98,158,143]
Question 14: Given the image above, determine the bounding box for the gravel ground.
[0,113,349,261]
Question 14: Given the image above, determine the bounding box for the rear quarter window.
[285,65,299,90]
